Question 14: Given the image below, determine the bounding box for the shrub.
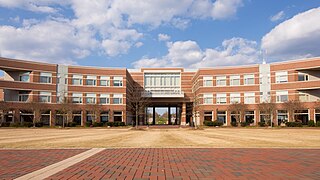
[285,122,302,127]
[240,122,248,127]
[204,120,214,126]
[93,122,103,127]
[308,121,315,127]
[0,122,11,127]
[316,121,320,127]
[258,122,265,127]
[267,121,275,127]
[105,122,114,127]
[85,121,92,127]
[231,121,238,127]
[212,120,223,126]
[67,122,77,127]
[10,122,21,127]
[34,122,43,127]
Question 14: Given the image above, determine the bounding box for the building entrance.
[146,106,181,125]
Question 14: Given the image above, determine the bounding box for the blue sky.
[0,0,319,69]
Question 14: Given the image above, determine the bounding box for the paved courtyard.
[0,148,319,179]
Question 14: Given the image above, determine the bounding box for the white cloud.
[270,11,285,22]
[0,0,245,64]
[158,34,171,42]
[0,19,97,64]
[132,37,259,68]
[262,7,320,61]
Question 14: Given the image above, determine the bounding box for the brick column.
[13,109,20,123]
[81,110,86,126]
[109,111,114,122]
[181,103,186,126]
[309,109,315,122]
[122,110,126,124]
[254,110,259,126]
[226,110,231,126]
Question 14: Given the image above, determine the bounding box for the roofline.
[0,56,57,67]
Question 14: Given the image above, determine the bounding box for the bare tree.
[228,102,248,126]
[56,97,74,128]
[87,103,103,124]
[258,101,276,127]
[27,100,44,127]
[127,82,150,128]
[0,101,9,126]
[282,100,303,122]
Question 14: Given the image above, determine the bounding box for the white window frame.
[39,91,51,103]
[100,76,110,86]
[244,92,255,104]
[19,72,30,82]
[99,94,110,104]
[72,93,83,104]
[276,71,288,83]
[72,74,83,85]
[39,72,52,84]
[203,93,213,104]
[113,76,123,87]
[230,75,240,86]
[216,93,227,104]
[299,92,309,102]
[85,93,96,104]
[86,75,97,86]
[216,76,226,86]
[230,93,241,103]
[18,92,29,102]
[244,74,255,85]
[113,94,123,104]
[203,76,213,87]
[298,72,309,82]
[276,91,288,103]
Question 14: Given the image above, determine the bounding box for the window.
[230,75,240,86]
[113,76,123,87]
[276,91,288,102]
[277,110,288,125]
[244,74,255,85]
[99,94,110,104]
[86,75,96,86]
[19,72,30,82]
[298,72,309,81]
[230,93,241,103]
[204,111,213,121]
[245,111,254,124]
[203,76,213,87]
[113,111,122,122]
[39,72,52,83]
[39,91,51,103]
[276,71,288,83]
[86,111,95,123]
[85,93,96,104]
[113,94,123,104]
[217,111,226,124]
[260,91,271,103]
[244,92,255,104]
[216,93,227,104]
[100,76,110,86]
[18,91,29,102]
[203,93,213,104]
[72,93,83,103]
[100,111,109,123]
[299,92,309,102]
[72,74,83,85]
[216,76,226,86]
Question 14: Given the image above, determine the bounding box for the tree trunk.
[135,110,138,129]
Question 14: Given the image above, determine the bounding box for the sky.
[0,0,319,69]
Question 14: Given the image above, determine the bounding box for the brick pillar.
[309,109,315,122]
[254,110,259,126]
[67,111,72,123]
[109,111,114,122]
[50,110,56,127]
[96,111,101,123]
[181,103,186,126]
[13,109,20,123]
[82,111,86,126]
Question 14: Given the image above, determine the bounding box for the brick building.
[0,57,319,126]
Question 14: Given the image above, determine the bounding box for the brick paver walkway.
[45,148,320,179]
[0,149,87,179]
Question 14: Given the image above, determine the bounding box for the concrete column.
[212,110,215,121]
[122,110,126,124]
[50,110,56,127]
[226,110,231,126]
[181,103,186,126]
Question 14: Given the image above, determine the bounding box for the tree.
[56,97,73,128]
[258,101,276,127]
[87,103,103,124]
[0,101,9,126]
[27,99,44,127]
[127,82,150,128]
[228,102,248,126]
[282,100,303,122]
